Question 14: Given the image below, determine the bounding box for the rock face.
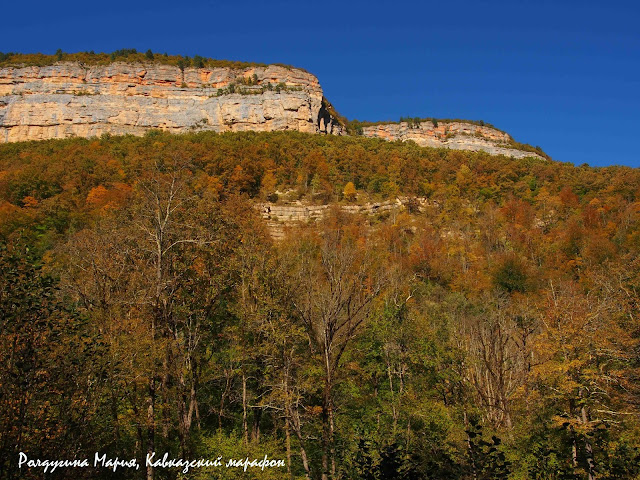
[0,61,543,159]
[360,122,545,160]
[0,62,323,142]
[256,198,418,239]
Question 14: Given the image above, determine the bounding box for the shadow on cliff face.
[317,97,345,135]
[317,103,334,134]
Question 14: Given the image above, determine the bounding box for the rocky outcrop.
[0,62,323,142]
[0,60,544,160]
[256,198,427,239]
[360,121,545,160]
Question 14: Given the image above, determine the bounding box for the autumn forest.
[1,131,640,479]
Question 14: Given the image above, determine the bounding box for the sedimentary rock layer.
[0,61,544,159]
[360,122,544,160]
[0,62,322,142]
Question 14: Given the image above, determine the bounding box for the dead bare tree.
[289,214,390,480]
[455,293,535,430]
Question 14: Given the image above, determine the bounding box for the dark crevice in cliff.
[317,97,344,135]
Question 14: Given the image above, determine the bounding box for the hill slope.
[1,131,639,479]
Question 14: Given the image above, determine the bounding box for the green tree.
[193,55,205,68]
[0,242,99,479]
[289,215,390,480]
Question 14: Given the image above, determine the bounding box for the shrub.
[193,55,204,68]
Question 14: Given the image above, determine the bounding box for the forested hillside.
[1,131,639,479]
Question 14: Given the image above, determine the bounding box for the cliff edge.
[359,121,545,160]
[0,58,545,159]
[0,62,322,142]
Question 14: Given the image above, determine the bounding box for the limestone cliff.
[359,122,545,160]
[0,62,322,142]
[0,60,544,159]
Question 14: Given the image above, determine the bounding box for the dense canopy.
[1,130,639,479]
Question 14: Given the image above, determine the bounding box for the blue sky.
[3,0,639,167]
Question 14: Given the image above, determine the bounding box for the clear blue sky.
[3,0,639,167]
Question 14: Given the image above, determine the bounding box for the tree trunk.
[219,371,232,432]
[322,347,333,480]
[329,402,336,479]
[285,416,292,478]
[146,378,156,480]
[321,382,337,480]
[177,366,197,456]
[321,402,329,480]
[571,427,578,469]
[242,374,249,444]
[581,405,596,480]
[291,406,312,480]
[111,392,120,447]
[387,360,398,435]
[252,407,262,443]
[463,410,478,480]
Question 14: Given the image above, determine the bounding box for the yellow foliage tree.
[260,170,278,200]
[343,181,356,201]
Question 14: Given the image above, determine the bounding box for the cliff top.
[340,115,549,160]
[0,49,306,72]
[0,51,548,159]
[349,117,506,134]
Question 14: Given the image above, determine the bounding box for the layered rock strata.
[256,198,427,239]
[0,62,322,142]
[360,122,544,159]
[0,61,544,159]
